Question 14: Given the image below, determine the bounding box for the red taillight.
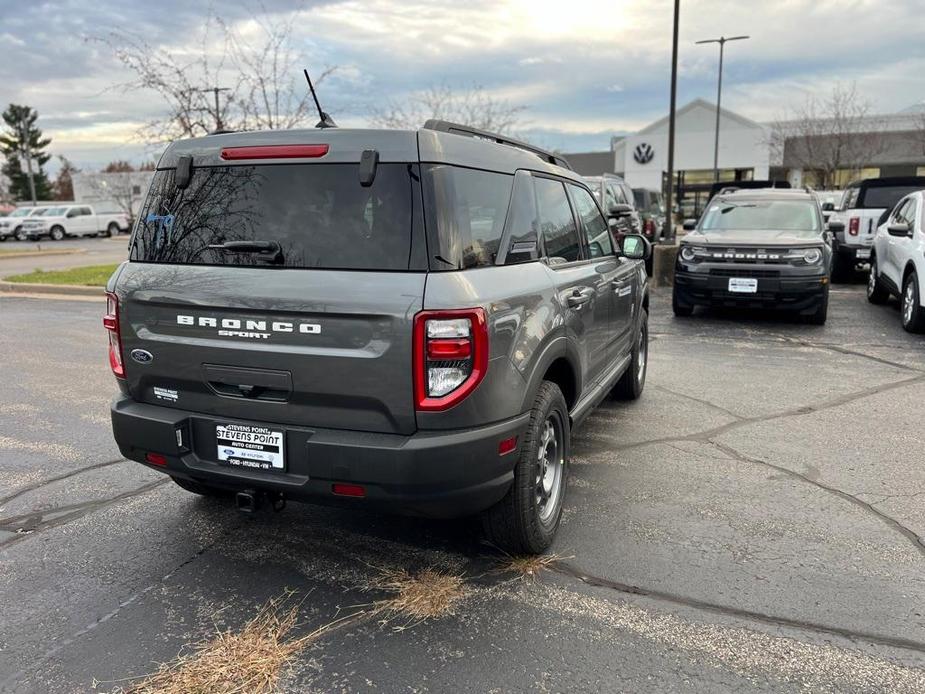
[644,219,655,237]
[220,144,329,160]
[413,308,488,412]
[145,452,168,467]
[849,217,859,236]
[332,483,366,497]
[103,291,124,378]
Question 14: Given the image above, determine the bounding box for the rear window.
[858,185,925,210]
[131,164,419,270]
[422,164,513,270]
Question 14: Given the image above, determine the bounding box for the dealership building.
[565,98,925,216]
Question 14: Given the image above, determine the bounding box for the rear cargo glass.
[131,164,419,270]
[858,185,925,210]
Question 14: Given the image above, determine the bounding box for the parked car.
[106,121,652,554]
[0,206,44,241]
[582,173,642,243]
[23,204,130,240]
[827,177,925,281]
[867,190,925,332]
[632,188,667,243]
[673,188,830,324]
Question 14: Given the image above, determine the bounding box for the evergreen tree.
[54,155,80,201]
[0,104,53,202]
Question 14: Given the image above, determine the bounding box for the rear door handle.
[566,289,593,309]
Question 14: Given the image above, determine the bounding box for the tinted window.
[536,177,581,263]
[422,165,513,270]
[131,164,418,270]
[570,184,613,258]
[859,185,925,210]
[607,182,627,205]
[503,170,540,265]
[700,199,821,236]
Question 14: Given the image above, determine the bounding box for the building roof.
[637,98,766,135]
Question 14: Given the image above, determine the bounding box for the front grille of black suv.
[709,269,781,278]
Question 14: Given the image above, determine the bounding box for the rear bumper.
[674,267,828,312]
[110,395,529,518]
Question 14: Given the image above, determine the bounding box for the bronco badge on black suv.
[673,188,831,324]
[106,120,651,554]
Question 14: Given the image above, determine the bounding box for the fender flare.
[518,331,582,415]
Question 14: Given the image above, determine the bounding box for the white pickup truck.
[22,204,131,241]
[828,177,925,280]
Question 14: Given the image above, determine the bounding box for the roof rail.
[422,120,572,170]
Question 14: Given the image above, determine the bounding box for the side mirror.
[887,222,912,237]
[827,220,845,233]
[608,203,633,218]
[682,218,697,231]
[821,202,835,212]
[621,233,651,260]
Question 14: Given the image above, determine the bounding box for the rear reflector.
[220,144,329,160]
[498,436,518,456]
[145,452,168,467]
[332,483,366,498]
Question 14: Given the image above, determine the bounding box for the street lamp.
[695,35,749,182]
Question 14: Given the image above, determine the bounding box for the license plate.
[728,278,758,293]
[856,249,871,259]
[216,424,285,472]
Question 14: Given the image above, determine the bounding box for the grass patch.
[495,553,567,583]
[370,568,468,629]
[5,263,118,286]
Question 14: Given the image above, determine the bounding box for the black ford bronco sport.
[107,121,651,553]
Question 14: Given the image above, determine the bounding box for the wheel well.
[543,358,577,411]
[903,263,917,286]
[642,291,649,313]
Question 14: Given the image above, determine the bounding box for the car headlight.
[802,248,822,264]
[679,246,696,261]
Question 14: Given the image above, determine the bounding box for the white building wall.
[619,100,771,190]
[72,171,155,218]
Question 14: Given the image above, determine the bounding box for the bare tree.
[369,83,526,134]
[92,10,336,143]
[769,83,887,189]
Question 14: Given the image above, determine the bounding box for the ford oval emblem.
[131,349,154,364]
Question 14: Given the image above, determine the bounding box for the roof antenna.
[304,69,337,129]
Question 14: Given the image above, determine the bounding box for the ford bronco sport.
[106,121,651,554]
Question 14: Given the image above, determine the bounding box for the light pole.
[695,35,749,182]
[665,0,680,239]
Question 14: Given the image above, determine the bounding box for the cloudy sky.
[1,0,923,172]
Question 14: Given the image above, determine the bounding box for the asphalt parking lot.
[1,282,923,692]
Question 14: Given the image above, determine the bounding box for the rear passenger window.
[570,185,613,258]
[535,177,581,263]
[503,170,540,265]
[423,165,513,270]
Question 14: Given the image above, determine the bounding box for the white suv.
[867,190,925,332]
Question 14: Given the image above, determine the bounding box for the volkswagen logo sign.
[131,349,154,364]
[633,142,654,165]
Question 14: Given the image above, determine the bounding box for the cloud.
[1,0,923,168]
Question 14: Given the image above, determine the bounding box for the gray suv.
[106,121,651,554]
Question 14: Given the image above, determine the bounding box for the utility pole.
[696,35,749,182]
[19,121,37,206]
[194,86,231,131]
[665,0,680,239]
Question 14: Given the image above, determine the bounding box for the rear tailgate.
[116,264,422,434]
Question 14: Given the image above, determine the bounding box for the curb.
[0,249,87,260]
[0,281,103,297]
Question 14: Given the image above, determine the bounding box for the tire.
[612,309,648,400]
[172,476,231,498]
[0,234,6,242]
[49,225,65,241]
[482,381,569,555]
[901,273,925,333]
[867,257,890,304]
[106,223,119,237]
[804,287,829,325]
[14,227,27,242]
[672,289,694,317]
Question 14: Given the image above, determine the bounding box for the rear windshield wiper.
[208,240,284,264]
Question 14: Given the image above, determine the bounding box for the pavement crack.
[0,479,168,549]
[653,384,744,420]
[550,560,925,655]
[0,457,127,507]
[771,333,924,373]
[709,441,925,560]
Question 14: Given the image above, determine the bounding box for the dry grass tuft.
[371,568,468,628]
[497,553,565,582]
[112,593,358,694]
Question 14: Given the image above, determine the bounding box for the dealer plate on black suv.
[728,277,758,293]
[216,423,285,472]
